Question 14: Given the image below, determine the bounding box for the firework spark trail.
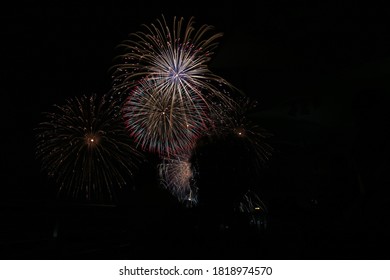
[238,190,268,213]
[110,15,240,156]
[35,94,143,202]
[158,152,197,205]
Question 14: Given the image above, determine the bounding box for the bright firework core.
[85,133,100,146]
[169,67,185,82]
[236,128,245,137]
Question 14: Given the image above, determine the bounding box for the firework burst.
[110,15,239,155]
[35,94,144,202]
[158,152,197,205]
[210,97,273,170]
[122,77,209,156]
[187,96,273,213]
[237,190,267,214]
[111,15,235,104]
[236,190,268,232]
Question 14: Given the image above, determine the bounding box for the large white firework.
[112,15,238,156]
[111,15,235,104]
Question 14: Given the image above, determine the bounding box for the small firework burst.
[237,190,267,214]
[35,93,143,202]
[209,97,273,171]
[188,97,273,214]
[158,152,198,205]
[237,190,268,232]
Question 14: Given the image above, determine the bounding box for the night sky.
[1,1,390,259]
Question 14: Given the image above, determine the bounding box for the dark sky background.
[1,1,390,260]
